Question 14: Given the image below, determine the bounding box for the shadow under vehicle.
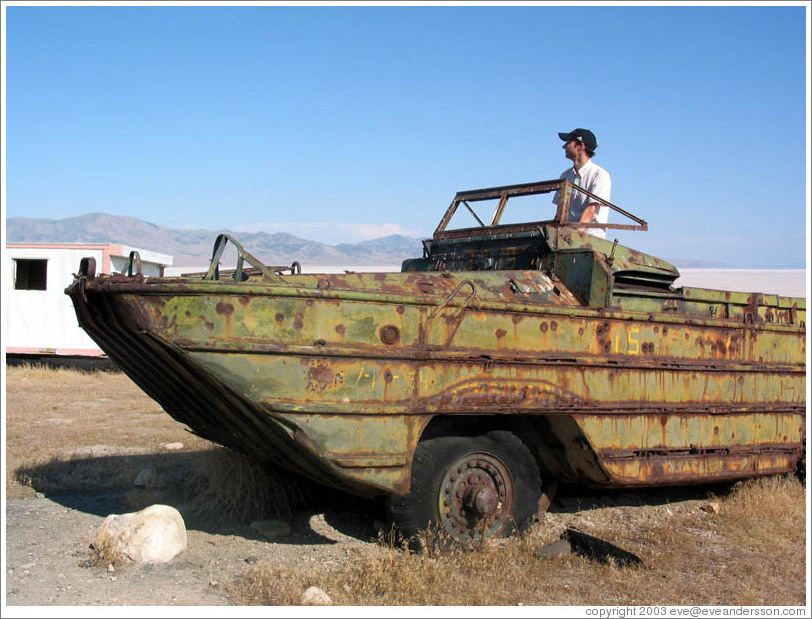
[65,179,806,544]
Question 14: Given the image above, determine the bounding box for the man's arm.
[580,168,611,223]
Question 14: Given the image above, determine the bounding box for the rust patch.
[215,301,234,317]
[335,324,346,335]
[540,322,549,333]
[550,320,558,331]
[238,296,250,307]
[495,328,507,339]
[293,312,304,330]
[649,459,666,481]
[596,322,611,353]
[275,312,285,325]
[396,305,405,314]
[305,362,342,391]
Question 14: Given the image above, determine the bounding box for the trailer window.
[14,259,48,290]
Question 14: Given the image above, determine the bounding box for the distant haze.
[5,213,423,268]
[5,212,734,269]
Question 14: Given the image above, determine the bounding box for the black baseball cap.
[558,128,598,150]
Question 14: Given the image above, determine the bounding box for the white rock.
[96,504,187,564]
[133,465,157,487]
[301,586,331,606]
[164,442,184,450]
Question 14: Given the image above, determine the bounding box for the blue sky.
[3,2,809,268]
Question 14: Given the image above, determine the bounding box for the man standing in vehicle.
[552,128,612,239]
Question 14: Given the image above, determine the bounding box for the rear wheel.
[386,430,541,544]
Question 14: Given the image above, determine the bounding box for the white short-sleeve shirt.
[552,159,612,239]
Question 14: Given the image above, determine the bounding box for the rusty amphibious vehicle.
[66,179,806,543]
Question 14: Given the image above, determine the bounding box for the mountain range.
[6,212,725,269]
[5,213,424,268]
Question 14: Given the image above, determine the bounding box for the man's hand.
[579,203,599,224]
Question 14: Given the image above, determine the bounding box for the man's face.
[563,139,581,161]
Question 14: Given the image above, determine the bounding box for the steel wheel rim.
[437,451,515,543]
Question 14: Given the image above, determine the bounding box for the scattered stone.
[133,465,157,487]
[534,538,573,560]
[701,502,720,514]
[34,493,45,499]
[96,504,187,564]
[106,564,115,573]
[301,586,331,606]
[164,442,184,450]
[250,519,291,538]
[244,556,258,565]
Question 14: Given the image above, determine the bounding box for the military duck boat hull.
[66,179,806,543]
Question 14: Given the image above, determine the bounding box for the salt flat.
[674,269,806,298]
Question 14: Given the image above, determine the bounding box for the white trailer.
[3,243,173,362]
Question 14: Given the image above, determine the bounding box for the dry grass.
[5,364,209,494]
[182,445,314,525]
[231,476,806,606]
[4,364,807,606]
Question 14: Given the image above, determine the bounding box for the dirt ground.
[8,472,789,612]
[4,487,385,609]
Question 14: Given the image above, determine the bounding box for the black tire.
[386,430,541,544]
